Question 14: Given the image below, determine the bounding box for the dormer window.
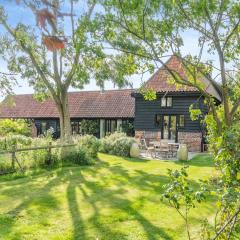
[161,97,172,107]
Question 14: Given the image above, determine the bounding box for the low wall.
[178,131,202,152]
[135,130,202,152]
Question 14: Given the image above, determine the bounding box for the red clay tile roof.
[145,55,198,92]
[0,89,135,119]
[145,56,221,101]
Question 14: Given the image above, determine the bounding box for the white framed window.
[161,97,172,107]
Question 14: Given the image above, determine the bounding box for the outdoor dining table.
[148,141,180,158]
[168,142,180,147]
[149,141,180,147]
[149,141,161,147]
[168,142,180,145]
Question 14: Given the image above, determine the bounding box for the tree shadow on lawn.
[65,161,213,240]
[67,167,174,240]
[0,160,211,240]
[0,173,65,239]
[4,174,62,214]
[67,175,130,240]
[0,213,15,238]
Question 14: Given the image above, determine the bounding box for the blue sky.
[0,0,220,99]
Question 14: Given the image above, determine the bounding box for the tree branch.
[223,18,240,50]
[212,208,240,240]
[64,1,96,88]
[204,4,231,126]
[1,18,59,104]
[230,97,240,118]
[70,0,75,42]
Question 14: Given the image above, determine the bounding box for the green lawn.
[0,153,217,240]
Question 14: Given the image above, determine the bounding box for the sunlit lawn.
[0,153,217,240]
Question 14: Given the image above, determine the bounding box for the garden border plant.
[0,132,101,175]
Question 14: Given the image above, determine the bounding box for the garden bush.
[0,132,100,174]
[0,119,31,137]
[0,135,32,151]
[29,137,60,167]
[62,146,94,166]
[100,132,137,157]
[73,135,100,158]
[0,135,57,173]
[61,134,100,166]
[99,132,126,153]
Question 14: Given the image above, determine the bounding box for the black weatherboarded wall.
[134,92,207,132]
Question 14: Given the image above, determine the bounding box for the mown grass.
[0,153,218,240]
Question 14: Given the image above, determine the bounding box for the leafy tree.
[95,0,240,238]
[95,0,239,128]
[0,72,16,97]
[0,0,138,143]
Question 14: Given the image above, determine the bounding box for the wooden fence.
[0,143,76,173]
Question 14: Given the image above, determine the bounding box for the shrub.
[62,146,94,166]
[74,135,100,158]
[14,137,54,169]
[0,132,99,174]
[0,135,60,173]
[16,130,60,169]
[100,132,137,157]
[31,138,52,167]
[112,137,137,157]
[99,132,126,153]
[0,135,32,151]
[0,119,31,137]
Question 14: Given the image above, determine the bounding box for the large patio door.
[163,115,177,142]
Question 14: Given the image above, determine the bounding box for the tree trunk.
[58,91,72,144]
[56,91,73,159]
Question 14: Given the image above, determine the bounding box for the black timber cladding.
[133,92,207,132]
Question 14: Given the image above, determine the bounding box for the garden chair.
[140,138,155,158]
[168,143,179,158]
[155,140,170,159]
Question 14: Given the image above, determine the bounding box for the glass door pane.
[170,116,177,140]
[163,116,169,139]
[111,120,116,133]
[106,120,111,134]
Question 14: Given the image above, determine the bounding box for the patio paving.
[139,150,198,161]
